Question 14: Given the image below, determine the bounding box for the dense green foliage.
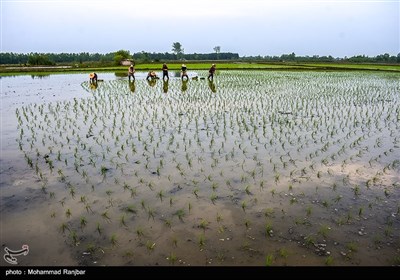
[1,50,398,66]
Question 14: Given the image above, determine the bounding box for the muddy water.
[1,71,399,266]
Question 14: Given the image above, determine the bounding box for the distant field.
[1,62,399,75]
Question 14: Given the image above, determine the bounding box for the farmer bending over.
[181,64,188,80]
[208,64,216,81]
[147,71,157,80]
[128,64,135,82]
[89,72,98,83]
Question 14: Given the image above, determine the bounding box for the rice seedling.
[157,190,165,202]
[265,254,274,266]
[325,255,334,266]
[278,248,289,259]
[265,221,273,237]
[80,216,88,230]
[318,224,331,238]
[241,201,247,212]
[175,209,185,222]
[193,188,199,199]
[146,241,156,252]
[70,230,79,246]
[198,234,206,249]
[147,208,156,221]
[65,208,72,218]
[210,193,218,204]
[172,237,178,247]
[245,185,252,195]
[101,211,111,222]
[346,242,358,253]
[244,219,251,230]
[198,218,209,232]
[60,222,69,234]
[135,227,144,239]
[110,234,119,247]
[167,252,177,265]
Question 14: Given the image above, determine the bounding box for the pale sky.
[1,0,399,57]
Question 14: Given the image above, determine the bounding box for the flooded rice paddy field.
[1,71,399,266]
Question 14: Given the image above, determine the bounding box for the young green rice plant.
[157,190,165,202]
[60,222,70,234]
[353,185,361,197]
[80,216,88,230]
[164,219,172,228]
[120,214,127,227]
[146,241,156,253]
[193,188,199,199]
[172,236,178,248]
[141,199,146,210]
[135,227,144,239]
[65,208,72,218]
[216,212,223,223]
[244,219,251,230]
[198,218,209,232]
[69,187,75,199]
[358,207,364,217]
[245,185,252,195]
[241,201,247,212]
[325,255,334,266]
[101,211,111,222]
[305,235,315,247]
[265,221,273,237]
[306,206,312,217]
[210,193,218,204]
[198,234,206,249]
[175,209,185,222]
[125,204,137,214]
[110,234,119,247]
[70,230,79,246]
[265,254,274,266]
[318,224,331,238]
[147,208,155,221]
[346,241,358,253]
[167,252,177,265]
[278,248,289,259]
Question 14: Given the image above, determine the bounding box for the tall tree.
[114,49,132,65]
[213,46,221,60]
[172,42,184,59]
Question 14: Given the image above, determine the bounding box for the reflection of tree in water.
[163,80,169,93]
[31,74,50,79]
[208,80,216,93]
[129,81,136,93]
[181,80,188,92]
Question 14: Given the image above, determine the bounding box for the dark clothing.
[181,65,188,80]
[162,64,169,80]
[90,73,98,83]
[208,65,216,80]
[128,66,135,81]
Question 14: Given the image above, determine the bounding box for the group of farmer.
[128,63,216,82]
[90,63,216,83]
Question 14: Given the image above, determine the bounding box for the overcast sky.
[1,0,399,57]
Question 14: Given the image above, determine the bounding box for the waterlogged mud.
[1,71,399,266]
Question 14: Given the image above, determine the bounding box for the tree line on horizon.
[1,50,399,66]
